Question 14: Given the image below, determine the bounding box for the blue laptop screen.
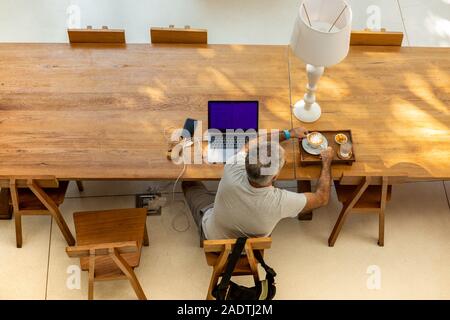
[208,101,258,132]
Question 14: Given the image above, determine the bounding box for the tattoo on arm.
[316,161,332,204]
[301,161,332,213]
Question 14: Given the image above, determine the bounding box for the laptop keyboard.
[210,135,248,149]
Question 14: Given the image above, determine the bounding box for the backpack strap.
[216,237,247,297]
[254,250,277,279]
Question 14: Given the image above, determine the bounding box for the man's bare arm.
[242,127,309,152]
[301,147,333,212]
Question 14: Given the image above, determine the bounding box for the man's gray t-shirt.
[202,151,307,239]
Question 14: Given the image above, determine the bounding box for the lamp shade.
[290,0,352,67]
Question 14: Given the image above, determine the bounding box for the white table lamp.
[290,0,352,123]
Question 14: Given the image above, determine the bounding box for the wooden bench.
[68,26,126,44]
[151,25,207,44]
[350,29,403,46]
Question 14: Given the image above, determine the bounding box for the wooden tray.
[299,130,356,166]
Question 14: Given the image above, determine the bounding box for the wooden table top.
[0,43,448,181]
[290,46,450,180]
[0,43,295,180]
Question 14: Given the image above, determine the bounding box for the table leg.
[76,181,84,192]
[297,180,313,221]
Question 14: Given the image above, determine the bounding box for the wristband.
[283,129,291,140]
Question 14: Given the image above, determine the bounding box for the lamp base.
[293,100,321,123]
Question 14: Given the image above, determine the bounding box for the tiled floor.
[0,0,449,46]
[272,181,450,299]
[0,215,51,299]
[1,180,449,299]
[399,0,450,46]
[0,0,449,300]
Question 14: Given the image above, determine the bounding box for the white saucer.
[302,137,328,155]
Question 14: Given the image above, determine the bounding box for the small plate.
[302,137,328,155]
[334,133,348,145]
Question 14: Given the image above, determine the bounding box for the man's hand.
[320,147,334,165]
[289,127,309,139]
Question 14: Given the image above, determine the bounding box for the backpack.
[212,237,276,300]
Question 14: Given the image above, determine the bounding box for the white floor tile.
[0,0,408,45]
[399,0,450,47]
[270,181,450,299]
[347,0,406,31]
[3,1,449,47]
[0,215,51,299]
[43,180,450,300]
[0,0,299,44]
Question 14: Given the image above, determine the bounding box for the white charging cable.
[170,139,192,232]
[162,128,195,232]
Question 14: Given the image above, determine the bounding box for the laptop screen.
[208,101,258,132]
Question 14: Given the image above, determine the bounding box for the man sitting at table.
[182,127,333,242]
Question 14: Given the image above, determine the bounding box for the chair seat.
[73,208,147,274]
[87,256,136,279]
[10,181,69,210]
[335,182,392,208]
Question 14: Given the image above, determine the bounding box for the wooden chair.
[350,29,403,46]
[0,176,74,248]
[150,25,207,44]
[328,174,408,247]
[68,26,126,44]
[203,237,272,300]
[66,208,149,300]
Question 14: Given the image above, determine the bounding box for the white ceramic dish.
[302,136,329,155]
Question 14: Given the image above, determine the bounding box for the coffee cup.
[306,132,324,149]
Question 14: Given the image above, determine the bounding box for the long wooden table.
[290,46,450,180]
[0,43,295,180]
[0,43,448,181]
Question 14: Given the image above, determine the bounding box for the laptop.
[207,101,259,163]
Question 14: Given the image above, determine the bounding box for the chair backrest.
[68,26,126,44]
[350,29,403,46]
[204,237,272,266]
[338,174,408,186]
[66,239,146,300]
[150,25,207,44]
[66,241,139,258]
